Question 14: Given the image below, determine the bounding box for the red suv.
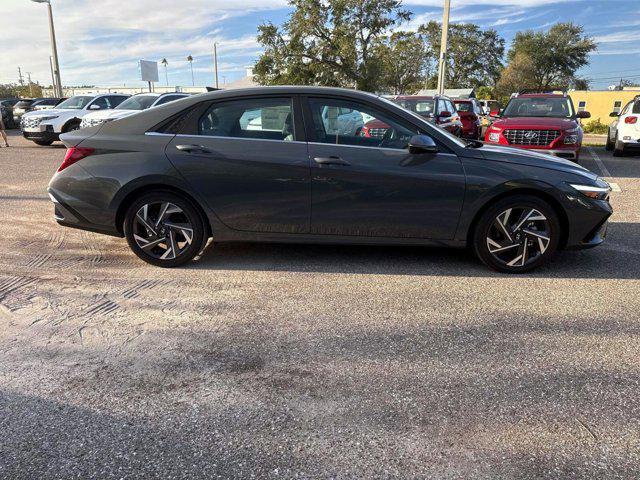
[484,92,591,162]
[362,95,462,138]
[453,99,482,139]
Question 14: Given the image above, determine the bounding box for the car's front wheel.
[613,134,625,157]
[33,140,53,146]
[473,195,561,273]
[123,192,207,267]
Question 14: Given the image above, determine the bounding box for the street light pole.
[213,43,219,89]
[32,0,63,97]
[436,0,451,95]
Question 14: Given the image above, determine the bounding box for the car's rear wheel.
[123,192,206,267]
[605,129,614,151]
[613,134,625,157]
[473,195,561,273]
[33,140,53,146]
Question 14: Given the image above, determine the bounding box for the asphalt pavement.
[0,130,639,479]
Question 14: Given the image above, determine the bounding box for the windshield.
[454,102,472,112]
[502,97,574,118]
[56,96,94,110]
[116,95,158,111]
[394,98,435,117]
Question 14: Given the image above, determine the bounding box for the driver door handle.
[313,156,351,166]
[176,144,212,154]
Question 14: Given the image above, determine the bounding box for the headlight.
[569,182,611,200]
[38,115,59,122]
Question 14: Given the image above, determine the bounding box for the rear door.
[303,96,465,239]
[164,95,311,234]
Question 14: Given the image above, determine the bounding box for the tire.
[33,140,53,146]
[62,120,81,133]
[473,195,561,273]
[613,135,625,157]
[605,129,614,151]
[123,191,207,267]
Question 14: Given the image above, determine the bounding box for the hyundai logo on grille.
[524,131,538,139]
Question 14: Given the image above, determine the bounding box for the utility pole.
[49,56,57,96]
[27,73,33,97]
[18,67,24,85]
[436,0,451,95]
[32,0,63,97]
[213,43,219,89]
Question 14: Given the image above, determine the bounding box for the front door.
[304,96,465,239]
[165,96,310,234]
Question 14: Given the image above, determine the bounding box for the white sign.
[139,60,159,83]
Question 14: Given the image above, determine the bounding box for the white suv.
[20,94,129,146]
[80,92,189,129]
[606,95,640,156]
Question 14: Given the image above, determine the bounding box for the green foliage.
[582,119,608,135]
[374,31,427,94]
[475,86,495,100]
[254,0,411,92]
[0,83,44,98]
[501,23,596,92]
[418,21,505,89]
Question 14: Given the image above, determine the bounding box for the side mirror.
[408,134,438,154]
[609,111,619,117]
[439,111,452,118]
[89,104,101,110]
[576,111,591,119]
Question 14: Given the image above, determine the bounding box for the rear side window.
[155,95,186,106]
[198,97,294,141]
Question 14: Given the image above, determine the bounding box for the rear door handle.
[176,144,211,154]
[313,156,350,166]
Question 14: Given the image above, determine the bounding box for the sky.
[1,0,639,91]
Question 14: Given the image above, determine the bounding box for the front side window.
[502,96,575,118]
[308,97,420,150]
[107,96,127,108]
[633,101,640,114]
[57,96,93,110]
[198,97,294,141]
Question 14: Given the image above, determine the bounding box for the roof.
[517,93,565,98]
[416,88,475,98]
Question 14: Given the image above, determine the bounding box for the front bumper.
[529,148,579,160]
[23,130,60,142]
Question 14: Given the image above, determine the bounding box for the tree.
[495,52,537,102]
[254,0,411,92]
[504,22,596,91]
[418,21,505,89]
[375,31,428,94]
[187,55,194,86]
[475,86,495,100]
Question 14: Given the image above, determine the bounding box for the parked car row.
[0,97,66,129]
[19,92,190,146]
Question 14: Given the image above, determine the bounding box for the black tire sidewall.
[473,195,561,273]
[123,191,206,268]
[34,140,53,146]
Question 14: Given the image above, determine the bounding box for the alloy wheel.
[485,207,551,268]
[132,202,194,260]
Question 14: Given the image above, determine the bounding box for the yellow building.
[569,88,640,124]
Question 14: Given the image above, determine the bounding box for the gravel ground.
[0,130,639,479]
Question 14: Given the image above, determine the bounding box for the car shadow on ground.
[189,222,639,280]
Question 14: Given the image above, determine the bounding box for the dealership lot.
[0,131,639,478]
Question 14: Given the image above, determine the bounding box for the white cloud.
[0,0,285,86]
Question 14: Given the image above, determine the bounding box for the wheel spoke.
[523,229,550,254]
[487,237,518,253]
[136,211,157,236]
[493,216,513,242]
[154,202,170,228]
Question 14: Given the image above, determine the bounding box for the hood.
[474,143,598,181]
[22,108,76,118]
[492,116,578,130]
[82,109,137,121]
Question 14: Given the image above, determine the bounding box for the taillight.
[58,146,94,172]
[625,116,637,124]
